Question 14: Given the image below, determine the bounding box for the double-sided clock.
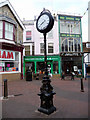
[36,10,54,33]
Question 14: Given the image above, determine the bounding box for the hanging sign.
[0,49,15,61]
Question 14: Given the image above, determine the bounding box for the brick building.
[0,0,25,81]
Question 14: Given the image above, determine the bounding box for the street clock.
[36,9,54,33]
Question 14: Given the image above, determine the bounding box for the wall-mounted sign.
[60,52,83,56]
[0,49,15,61]
[60,33,81,38]
[59,15,81,21]
[24,56,59,62]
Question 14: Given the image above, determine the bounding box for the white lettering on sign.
[0,49,15,60]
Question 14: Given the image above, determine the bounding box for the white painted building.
[83,1,90,78]
[23,16,60,76]
[23,18,59,56]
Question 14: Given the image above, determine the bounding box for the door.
[64,61,73,75]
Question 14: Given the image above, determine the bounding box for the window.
[25,46,30,56]
[26,31,31,40]
[48,43,53,53]
[32,44,34,55]
[60,20,80,34]
[0,52,20,72]
[0,21,3,38]
[86,43,90,48]
[61,37,81,52]
[5,22,13,40]
[40,43,44,53]
[53,61,59,74]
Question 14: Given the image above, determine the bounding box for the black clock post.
[36,9,56,115]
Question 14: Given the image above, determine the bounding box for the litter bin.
[26,69,32,81]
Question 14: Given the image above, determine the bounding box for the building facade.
[23,13,84,78]
[83,1,90,78]
[23,18,60,77]
[58,14,84,76]
[83,42,90,78]
[0,0,24,81]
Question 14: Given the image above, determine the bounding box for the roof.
[57,12,82,18]
[0,0,25,30]
[23,20,34,25]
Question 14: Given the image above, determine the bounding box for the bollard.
[3,79,8,99]
[80,77,84,92]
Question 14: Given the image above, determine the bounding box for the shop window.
[37,62,45,73]
[0,21,3,38]
[25,46,30,56]
[0,51,20,72]
[48,43,53,53]
[5,22,13,40]
[86,67,90,73]
[25,62,34,73]
[53,61,59,74]
[26,31,31,40]
[40,43,44,53]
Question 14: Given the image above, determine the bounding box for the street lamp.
[36,9,56,115]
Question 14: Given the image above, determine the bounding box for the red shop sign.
[0,49,15,60]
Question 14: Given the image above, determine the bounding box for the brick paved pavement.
[2,76,88,118]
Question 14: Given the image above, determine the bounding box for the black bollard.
[81,77,84,92]
[3,79,8,99]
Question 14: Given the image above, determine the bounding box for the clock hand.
[40,20,46,26]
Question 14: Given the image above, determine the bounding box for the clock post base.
[38,74,56,115]
[38,106,56,115]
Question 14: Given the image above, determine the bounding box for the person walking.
[71,72,75,80]
[61,72,65,80]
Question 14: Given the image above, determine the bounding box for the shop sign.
[59,15,81,21]
[60,33,81,38]
[60,52,83,56]
[25,57,59,61]
[0,49,15,60]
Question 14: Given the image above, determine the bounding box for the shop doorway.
[63,61,73,75]
[25,62,34,74]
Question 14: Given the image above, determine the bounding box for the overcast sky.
[1,0,89,42]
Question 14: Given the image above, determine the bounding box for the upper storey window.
[0,20,15,41]
[0,21,3,38]
[26,31,31,40]
[5,22,13,40]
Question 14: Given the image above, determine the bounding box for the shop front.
[60,52,84,77]
[0,42,24,81]
[23,55,60,78]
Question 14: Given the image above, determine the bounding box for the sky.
[1,0,89,42]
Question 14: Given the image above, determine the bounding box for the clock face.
[37,14,50,30]
[36,11,54,33]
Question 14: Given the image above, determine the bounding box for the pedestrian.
[61,72,65,80]
[71,72,75,80]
